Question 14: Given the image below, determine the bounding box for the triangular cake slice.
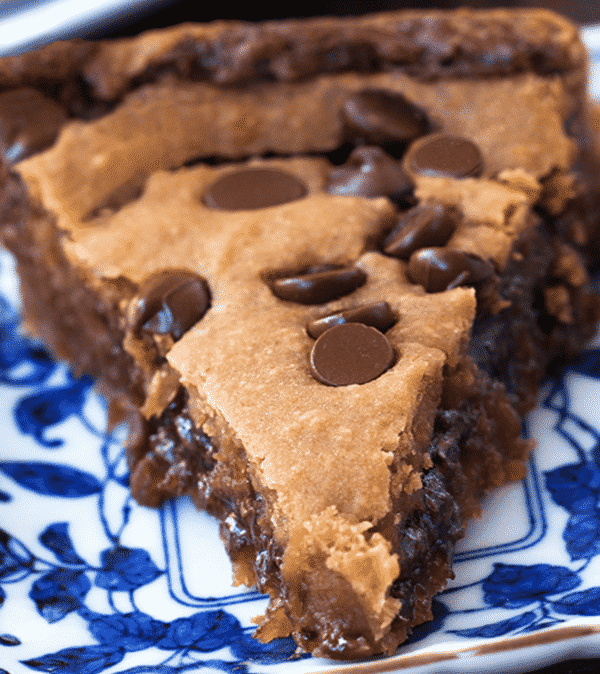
[1,8,600,659]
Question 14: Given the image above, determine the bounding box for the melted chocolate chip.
[407,247,494,293]
[326,146,412,200]
[341,89,429,145]
[382,202,458,259]
[204,167,307,210]
[407,134,483,178]
[128,270,211,341]
[267,265,367,304]
[0,88,68,162]
[306,302,397,339]
[310,322,395,386]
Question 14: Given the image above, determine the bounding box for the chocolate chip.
[407,247,494,293]
[326,146,412,200]
[204,167,307,210]
[341,89,429,145]
[0,88,68,162]
[382,202,458,259]
[407,134,483,178]
[128,270,210,341]
[306,302,397,339]
[310,322,395,386]
[266,265,367,304]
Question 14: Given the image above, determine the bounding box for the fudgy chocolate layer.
[471,215,600,413]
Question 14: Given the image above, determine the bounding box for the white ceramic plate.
[1,23,600,674]
[0,0,164,56]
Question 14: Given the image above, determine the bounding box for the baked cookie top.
[12,10,582,531]
[50,153,476,528]
[18,67,574,269]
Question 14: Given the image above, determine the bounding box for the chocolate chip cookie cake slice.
[1,8,600,660]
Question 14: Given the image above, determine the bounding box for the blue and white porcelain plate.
[2,25,600,674]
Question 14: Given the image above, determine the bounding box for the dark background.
[88,0,599,38]
[93,3,599,674]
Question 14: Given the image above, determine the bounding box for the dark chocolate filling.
[470,215,599,412]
